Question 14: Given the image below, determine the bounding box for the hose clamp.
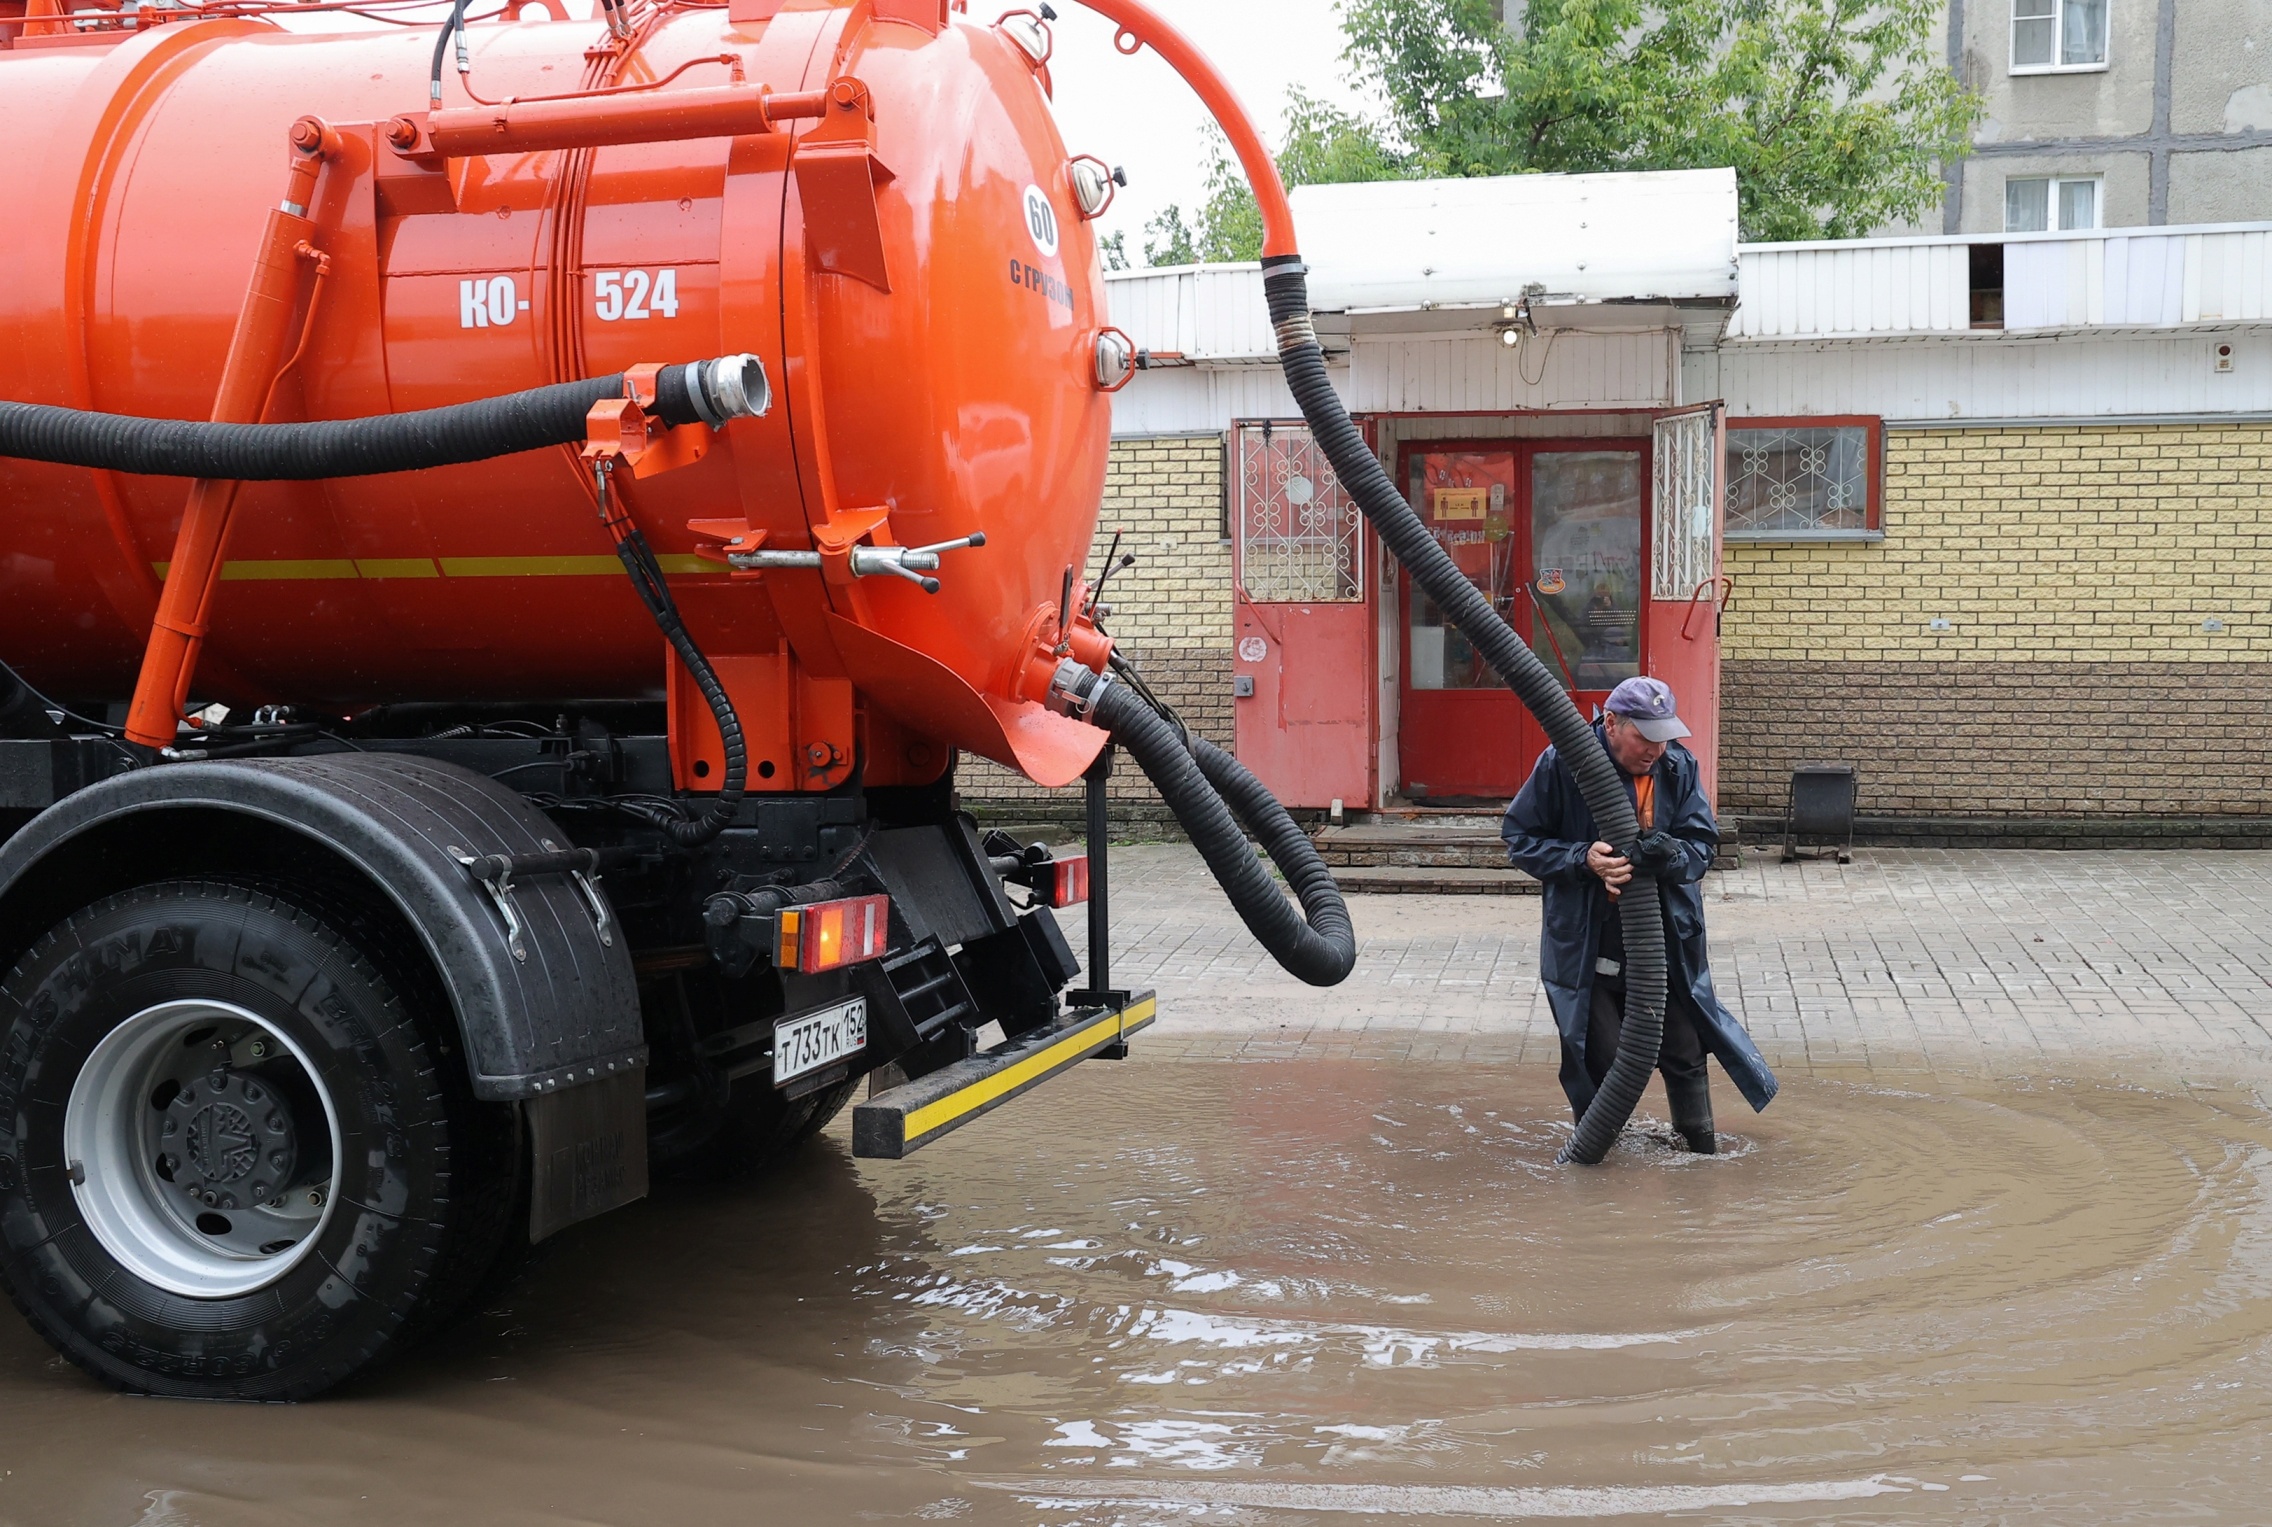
[1044,658,1112,720]
[1273,313,1319,353]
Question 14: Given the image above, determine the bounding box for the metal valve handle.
[728,531,986,594]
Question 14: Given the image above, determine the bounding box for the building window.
[1233,420,1364,602]
[1725,418,1882,538]
[2005,175,2100,231]
[2011,0,2107,70]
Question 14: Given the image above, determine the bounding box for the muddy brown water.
[4,1060,2272,1525]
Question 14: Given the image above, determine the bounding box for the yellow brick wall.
[1086,433,1235,652]
[959,433,1232,815]
[1719,421,2272,819]
[1723,424,2272,661]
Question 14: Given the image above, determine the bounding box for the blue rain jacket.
[1500,727,1778,1117]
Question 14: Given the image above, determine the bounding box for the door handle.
[1679,575,1733,642]
[1517,583,1581,692]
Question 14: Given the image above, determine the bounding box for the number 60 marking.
[593,268,681,322]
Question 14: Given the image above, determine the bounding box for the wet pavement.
[1081,845,2272,1083]
[7,850,2272,1524]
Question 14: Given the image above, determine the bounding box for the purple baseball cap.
[1604,677,1691,742]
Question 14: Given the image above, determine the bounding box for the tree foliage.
[1340,0,1979,241]
[1133,0,1978,261]
[1147,90,1423,264]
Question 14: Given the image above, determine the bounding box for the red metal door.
[1642,404,1727,803]
[1397,439,1651,801]
[1230,421,1373,809]
[1394,445,1533,800]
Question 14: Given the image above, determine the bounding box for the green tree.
[1099,229,1132,272]
[1143,89,1421,265]
[1341,0,1979,241]
[1143,205,1199,266]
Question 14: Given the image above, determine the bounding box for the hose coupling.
[684,354,772,427]
[1043,657,1114,720]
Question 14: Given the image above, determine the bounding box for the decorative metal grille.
[1725,424,1871,535]
[1235,421,1363,603]
[1651,411,1716,600]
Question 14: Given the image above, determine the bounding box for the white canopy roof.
[1290,167,1741,314]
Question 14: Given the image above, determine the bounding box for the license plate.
[773,997,867,1086]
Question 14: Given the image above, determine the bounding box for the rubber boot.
[1665,1072,1716,1155]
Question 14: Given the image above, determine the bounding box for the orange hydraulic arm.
[1068,0,1297,260]
[123,118,342,751]
[403,83,827,157]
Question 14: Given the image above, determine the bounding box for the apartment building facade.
[1938,0,2272,231]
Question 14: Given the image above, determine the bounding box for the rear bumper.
[850,990,1157,1159]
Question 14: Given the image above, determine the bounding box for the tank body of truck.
[0,0,1160,1399]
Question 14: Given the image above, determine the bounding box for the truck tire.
[0,880,516,1400]
[664,1073,859,1180]
[645,968,858,1179]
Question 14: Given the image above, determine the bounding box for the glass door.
[1397,439,1648,801]
[1528,447,1645,695]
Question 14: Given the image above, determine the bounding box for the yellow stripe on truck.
[152,554,715,581]
[901,1018,1109,1144]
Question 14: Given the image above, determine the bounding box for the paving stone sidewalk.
[1063,843,2272,1082]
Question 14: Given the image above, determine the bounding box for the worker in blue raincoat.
[1500,677,1776,1152]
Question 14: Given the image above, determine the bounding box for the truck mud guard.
[0,753,648,1236]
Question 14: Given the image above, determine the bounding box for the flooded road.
[5,1059,2272,1524]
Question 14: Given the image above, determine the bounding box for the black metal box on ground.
[1784,765,1857,863]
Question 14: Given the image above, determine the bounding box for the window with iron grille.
[1233,421,1364,602]
[1724,418,1882,538]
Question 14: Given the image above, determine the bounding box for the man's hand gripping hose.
[1070,0,1667,1162]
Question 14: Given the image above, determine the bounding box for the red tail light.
[1048,853,1089,908]
[776,893,890,973]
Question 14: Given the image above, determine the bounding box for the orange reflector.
[1049,853,1089,908]
[779,893,890,973]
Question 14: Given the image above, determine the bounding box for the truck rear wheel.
[0,880,515,1400]
[645,969,859,1178]
[658,1071,859,1180]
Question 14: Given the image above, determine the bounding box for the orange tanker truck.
[0,0,1670,1400]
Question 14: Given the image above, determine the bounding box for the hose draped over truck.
[1263,261,1664,1163]
[0,360,758,481]
[1072,668,1355,988]
[0,358,769,845]
[1060,0,1673,1163]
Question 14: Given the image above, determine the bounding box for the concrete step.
[1334,865,1539,896]
[1313,822,1510,870]
[1365,811,1505,831]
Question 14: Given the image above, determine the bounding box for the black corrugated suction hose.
[0,358,758,480]
[1260,259,1665,1165]
[0,357,770,844]
[1088,678,1355,988]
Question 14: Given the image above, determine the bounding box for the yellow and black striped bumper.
[851,991,1157,1160]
